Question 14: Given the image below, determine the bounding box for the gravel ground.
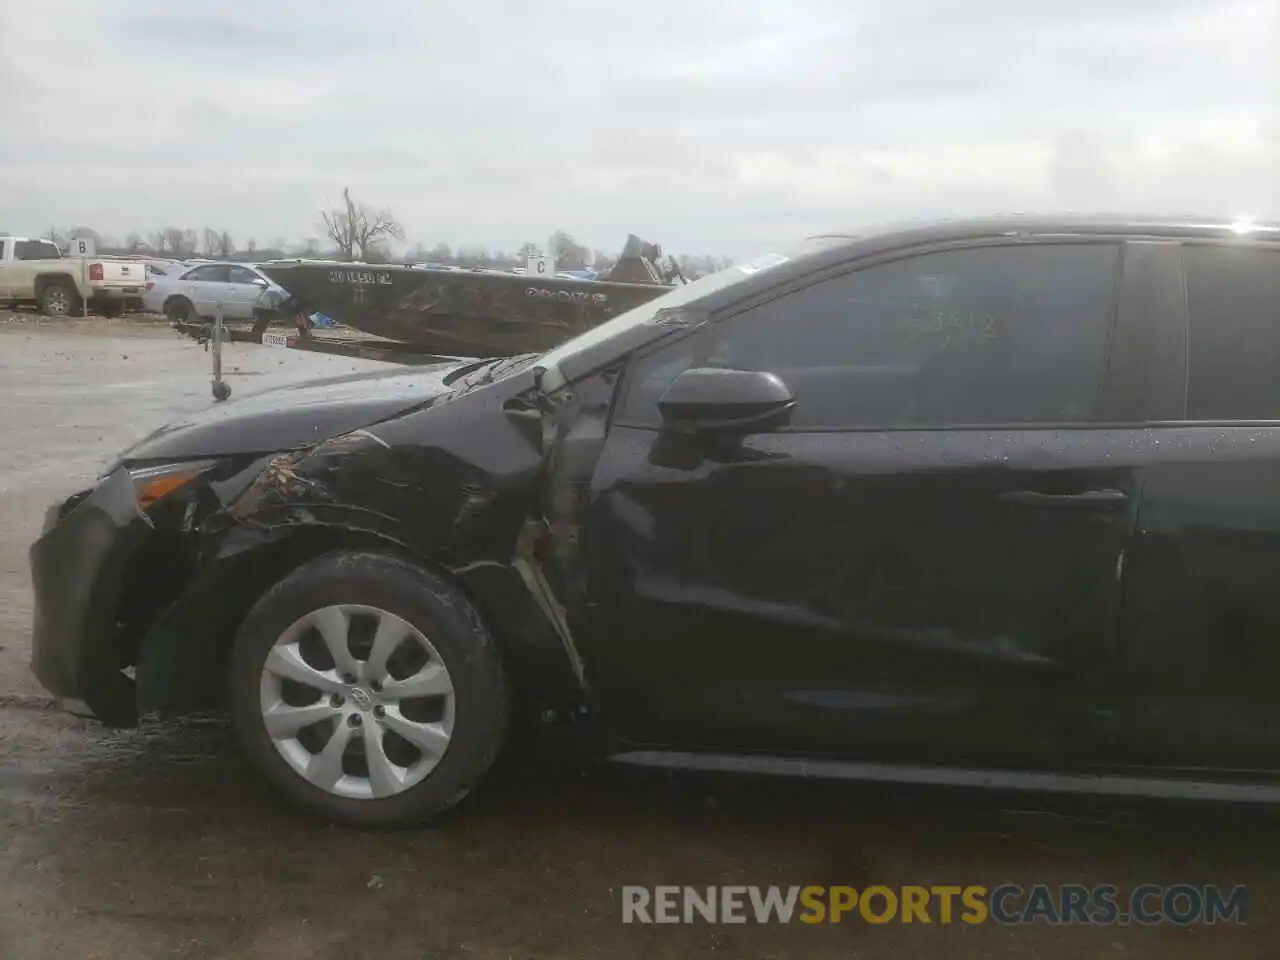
[0,319,1278,959]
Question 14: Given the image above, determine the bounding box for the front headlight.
[128,460,216,510]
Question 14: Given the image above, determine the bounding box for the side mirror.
[657,367,795,434]
[251,277,269,287]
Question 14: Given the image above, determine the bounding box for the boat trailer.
[178,302,468,403]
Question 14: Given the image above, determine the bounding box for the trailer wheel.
[212,381,232,402]
[39,280,80,317]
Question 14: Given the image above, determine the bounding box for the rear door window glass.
[15,239,61,260]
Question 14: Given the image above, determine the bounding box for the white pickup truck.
[0,237,148,316]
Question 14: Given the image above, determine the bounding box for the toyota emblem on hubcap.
[350,687,372,709]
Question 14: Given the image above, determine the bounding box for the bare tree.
[245,237,258,256]
[320,187,405,261]
[153,228,199,256]
[125,232,144,252]
[218,231,235,257]
[202,228,221,256]
[548,229,589,270]
[320,191,358,259]
[363,242,392,263]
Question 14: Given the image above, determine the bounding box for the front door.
[226,265,265,319]
[582,241,1136,769]
[181,263,230,317]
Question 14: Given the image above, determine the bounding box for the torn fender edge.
[512,517,586,686]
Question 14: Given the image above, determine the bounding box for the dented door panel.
[581,423,1140,767]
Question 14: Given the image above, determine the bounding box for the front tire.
[229,551,507,827]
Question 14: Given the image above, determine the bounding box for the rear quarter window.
[1185,245,1280,420]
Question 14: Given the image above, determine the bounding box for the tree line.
[40,187,735,278]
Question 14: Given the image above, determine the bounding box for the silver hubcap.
[258,604,455,800]
[46,289,70,314]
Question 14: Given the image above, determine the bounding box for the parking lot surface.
[0,320,1277,959]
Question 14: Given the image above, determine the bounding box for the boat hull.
[257,261,672,358]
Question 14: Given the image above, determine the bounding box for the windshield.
[535,235,850,381]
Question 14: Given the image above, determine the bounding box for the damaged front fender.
[132,416,591,723]
[134,518,420,717]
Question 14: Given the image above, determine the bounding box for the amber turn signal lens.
[136,471,198,510]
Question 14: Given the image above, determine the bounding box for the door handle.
[996,488,1129,509]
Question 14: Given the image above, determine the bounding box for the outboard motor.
[605,234,668,284]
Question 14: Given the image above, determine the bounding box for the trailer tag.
[262,332,291,348]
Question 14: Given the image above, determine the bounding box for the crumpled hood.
[121,361,465,461]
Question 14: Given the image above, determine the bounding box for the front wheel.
[229,551,508,827]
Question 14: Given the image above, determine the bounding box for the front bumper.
[29,467,150,726]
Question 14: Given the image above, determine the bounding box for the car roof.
[716,213,1277,301]
[724,212,1280,307]
[806,213,1280,251]
[549,212,1280,387]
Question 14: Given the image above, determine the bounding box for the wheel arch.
[163,293,194,315]
[34,273,79,298]
[34,272,69,290]
[133,513,583,723]
[135,521,428,717]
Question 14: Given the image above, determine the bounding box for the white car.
[144,261,288,322]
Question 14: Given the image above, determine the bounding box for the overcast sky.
[1,0,1276,257]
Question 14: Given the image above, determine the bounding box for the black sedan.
[29,214,1280,826]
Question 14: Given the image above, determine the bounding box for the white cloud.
[0,0,1276,256]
